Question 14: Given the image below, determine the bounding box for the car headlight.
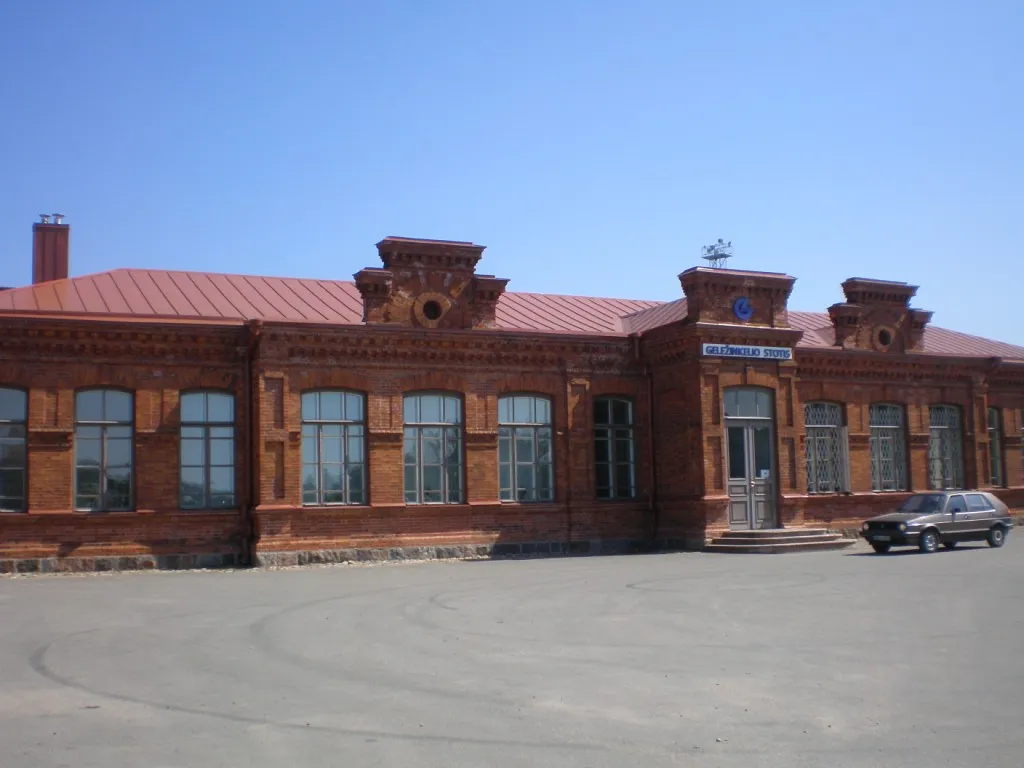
[899,523,907,532]
[862,522,869,531]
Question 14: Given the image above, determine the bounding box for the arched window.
[403,393,462,504]
[180,391,236,509]
[301,391,366,505]
[498,395,553,502]
[869,403,907,492]
[987,407,1004,487]
[0,388,27,512]
[928,405,963,490]
[594,397,635,499]
[804,402,849,493]
[75,389,134,511]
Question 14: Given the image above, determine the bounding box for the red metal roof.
[0,268,1022,359]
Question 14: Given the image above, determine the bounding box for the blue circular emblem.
[733,297,753,321]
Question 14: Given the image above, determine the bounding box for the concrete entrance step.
[713,533,842,546]
[718,528,831,538]
[704,528,857,554]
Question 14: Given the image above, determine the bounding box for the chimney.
[32,213,70,284]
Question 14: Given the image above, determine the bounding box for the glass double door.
[726,419,775,529]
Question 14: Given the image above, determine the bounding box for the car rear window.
[967,494,993,511]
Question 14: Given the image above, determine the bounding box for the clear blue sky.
[1,1,1021,343]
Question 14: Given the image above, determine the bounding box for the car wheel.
[918,529,940,553]
[987,526,1006,548]
[871,543,891,554]
[942,541,957,550]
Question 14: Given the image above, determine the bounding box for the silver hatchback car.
[861,491,1014,554]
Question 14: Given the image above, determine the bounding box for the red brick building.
[1,219,1022,571]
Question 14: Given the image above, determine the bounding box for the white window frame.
[403,393,463,505]
[180,391,237,509]
[499,395,554,503]
[301,390,367,506]
[74,389,134,512]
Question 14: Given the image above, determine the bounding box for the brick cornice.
[255,324,639,373]
[0,318,245,363]
[794,348,1003,383]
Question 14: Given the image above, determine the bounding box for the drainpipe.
[631,334,658,546]
[242,320,262,566]
[563,362,573,553]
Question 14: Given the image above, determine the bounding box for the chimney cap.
[37,213,66,225]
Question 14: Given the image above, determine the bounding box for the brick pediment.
[355,237,509,330]
[828,278,932,353]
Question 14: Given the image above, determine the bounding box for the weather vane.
[701,239,733,269]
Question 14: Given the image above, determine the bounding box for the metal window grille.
[594,397,635,500]
[403,393,463,504]
[987,407,1003,487]
[499,395,554,502]
[180,391,237,509]
[804,402,849,493]
[0,388,27,512]
[869,403,907,492]
[300,391,367,506]
[927,405,963,490]
[74,389,134,511]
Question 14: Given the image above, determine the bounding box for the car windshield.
[898,494,945,514]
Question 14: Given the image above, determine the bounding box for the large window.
[499,395,554,502]
[987,407,1004,487]
[403,393,462,504]
[928,405,964,490]
[594,397,635,500]
[302,391,366,505]
[75,389,133,511]
[804,402,848,493]
[869,403,907,492]
[180,391,236,509]
[0,388,27,512]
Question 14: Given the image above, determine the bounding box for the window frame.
[403,392,464,505]
[300,390,368,507]
[987,407,1004,487]
[74,388,135,512]
[927,404,964,490]
[498,394,555,503]
[723,387,774,420]
[804,401,850,494]
[179,390,237,510]
[0,387,28,512]
[869,403,908,492]
[593,396,636,500]
[966,493,993,512]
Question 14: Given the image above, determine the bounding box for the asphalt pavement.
[1,539,1021,768]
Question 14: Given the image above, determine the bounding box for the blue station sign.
[701,343,793,361]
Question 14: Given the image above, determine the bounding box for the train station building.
[1,218,1022,570]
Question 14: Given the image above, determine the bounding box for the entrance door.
[726,420,775,529]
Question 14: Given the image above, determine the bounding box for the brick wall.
[1,313,1021,572]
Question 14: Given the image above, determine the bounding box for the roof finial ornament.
[701,238,733,269]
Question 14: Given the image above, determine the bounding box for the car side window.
[947,495,967,513]
[966,494,992,512]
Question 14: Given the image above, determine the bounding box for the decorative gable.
[678,267,796,328]
[354,237,509,329]
[827,278,932,353]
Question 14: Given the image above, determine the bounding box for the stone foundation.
[1,538,652,575]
